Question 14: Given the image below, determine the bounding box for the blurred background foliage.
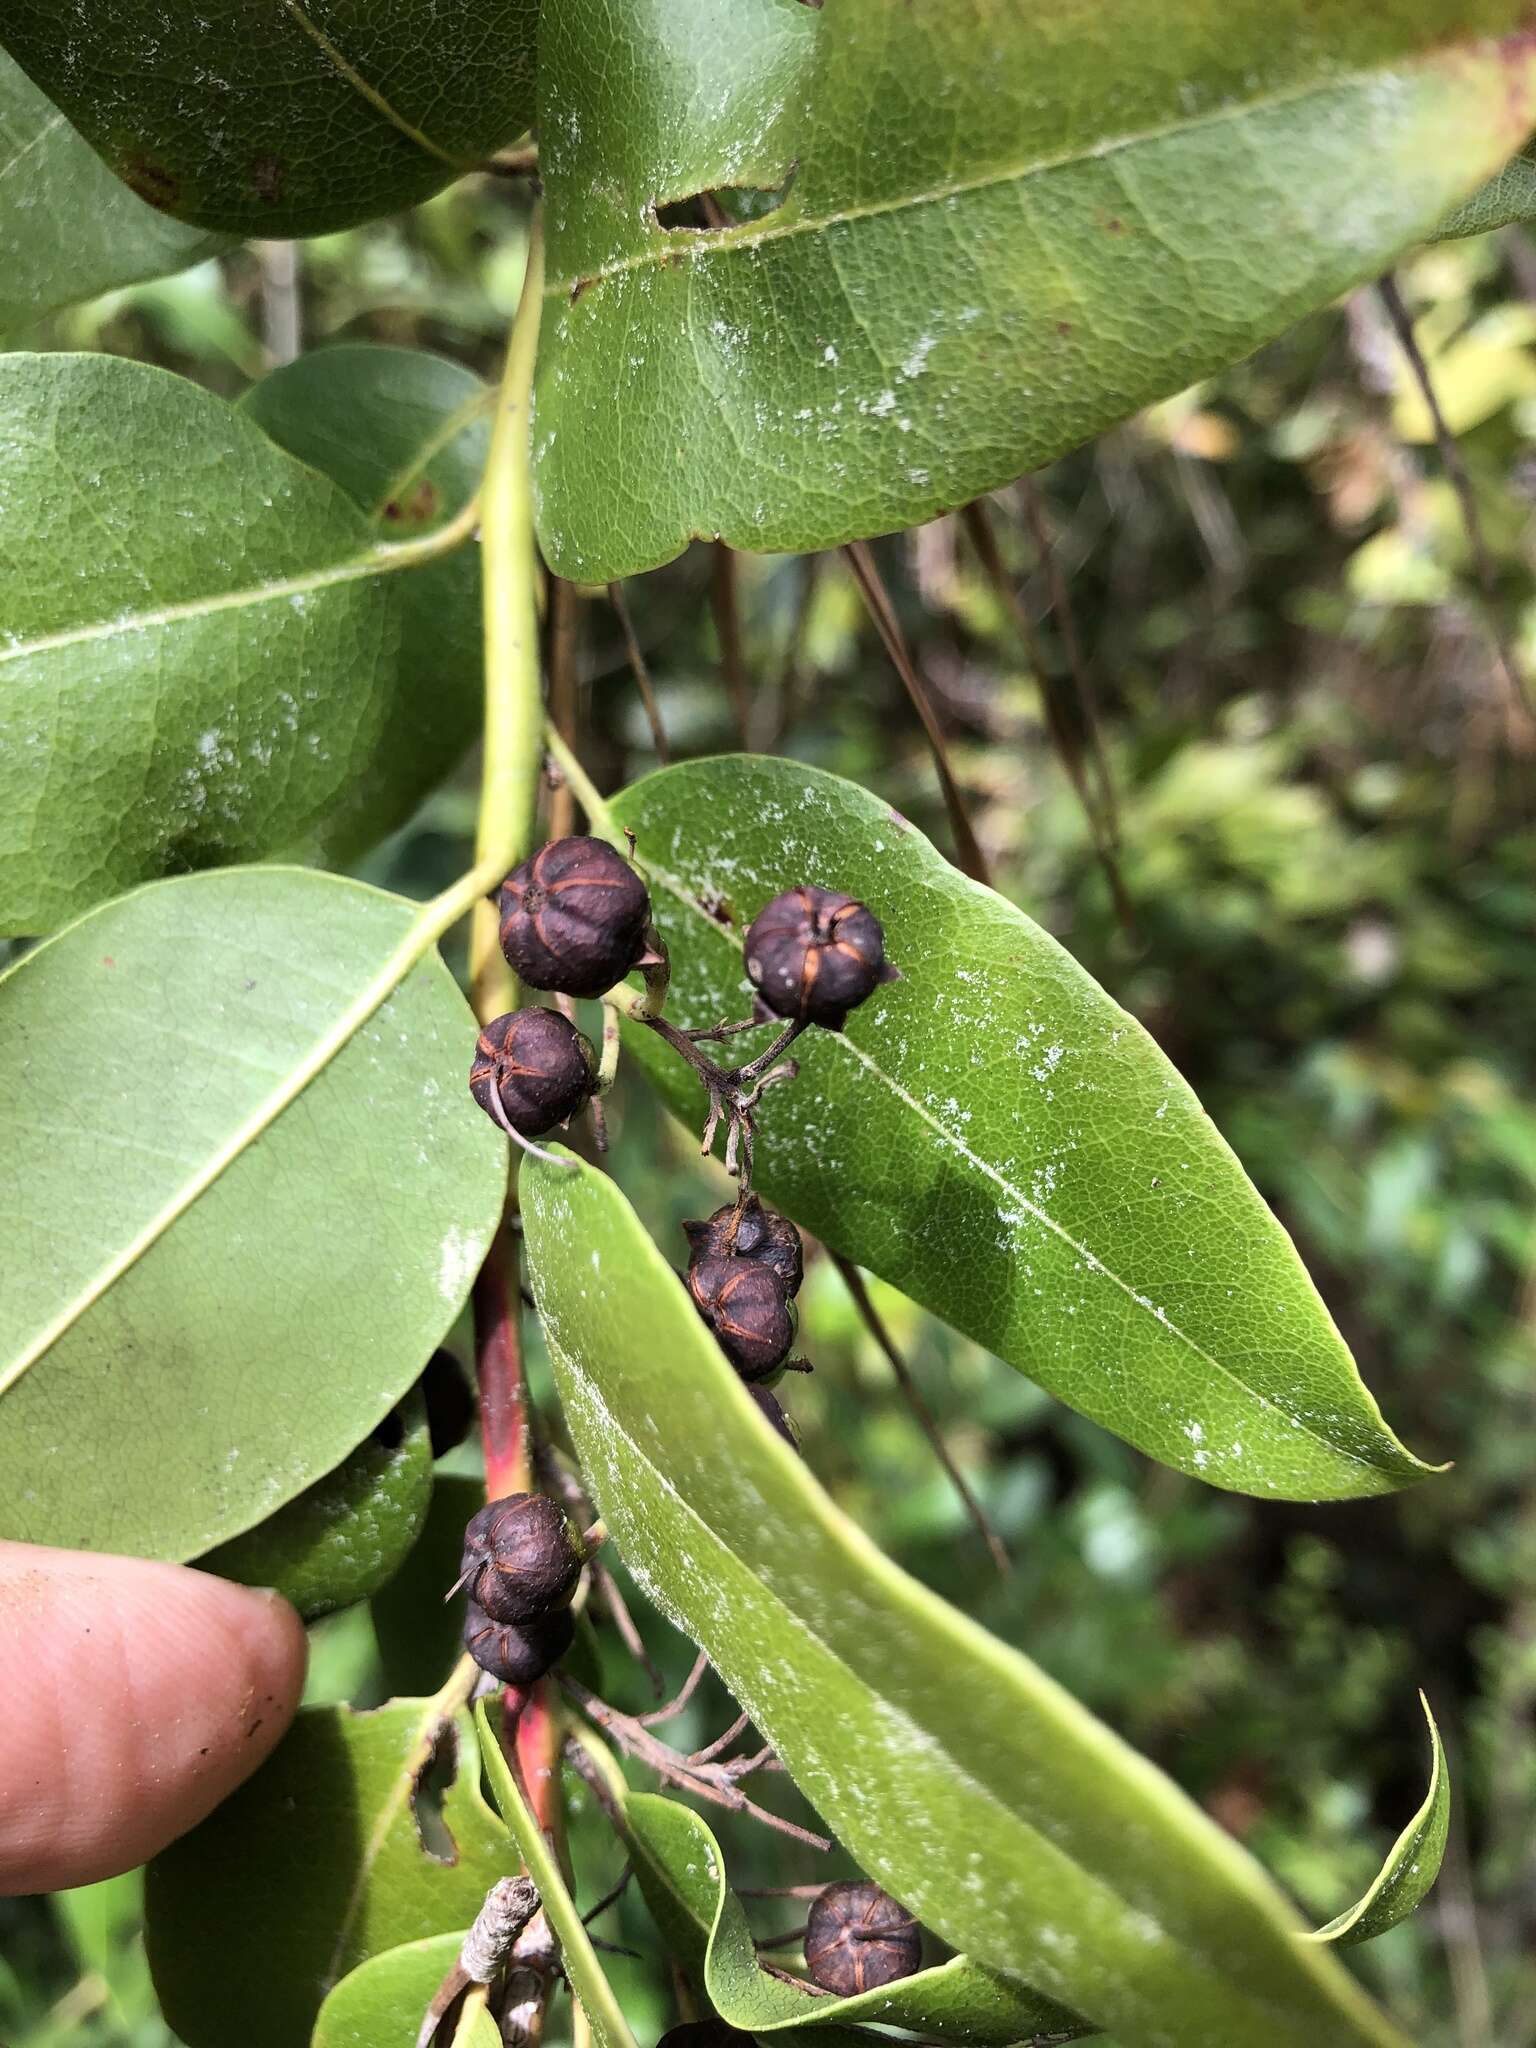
[4,176,1535,2048]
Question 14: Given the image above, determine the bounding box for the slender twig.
[736,1885,828,1899]
[755,1926,809,1952]
[1377,271,1532,722]
[1017,480,1118,833]
[710,543,754,743]
[255,239,302,367]
[546,577,580,841]
[833,1255,1010,1578]
[544,724,624,846]
[582,1865,634,1928]
[589,1558,665,1696]
[842,539,990,883]
[637,1647,712,1726]
[688,1712,751,1767]
[607,581,671,762]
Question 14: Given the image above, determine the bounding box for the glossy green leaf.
[1434,144,1536,238]
[313,1933,465,2048]
[200,1389,434,1619]
[534,0,1536,579]
[0,1,535,237]
[0,352,485,934]
[0,867,503,1562]
[146,1699,509,2048]
[522,1153,1409,2046]
[626,1793,1087,2043]
[1303,1696,1449,1949]
[615,756,1429,1502]
[456,2005,503,2048]
[0,54,225,335]
[473,1700,639,2048]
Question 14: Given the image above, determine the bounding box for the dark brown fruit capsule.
[469,1007,597,1138]
[687,1256,795,1381]
[748,1384,799,1448]
[498,835,652,998]
[463,1599,575,1686]
[682,1193,804,1297]
[804,1880,921,1996]
[743,886,897,1031]
[460,1493,585,1625]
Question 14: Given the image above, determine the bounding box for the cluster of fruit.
[456,1492,586,1686]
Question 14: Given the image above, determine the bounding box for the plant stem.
[544,721,623,845]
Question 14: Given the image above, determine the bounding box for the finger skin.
[0,1542,308,1894]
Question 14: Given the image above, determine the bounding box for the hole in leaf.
[411,1722,462,1865]
[653,170,796,233]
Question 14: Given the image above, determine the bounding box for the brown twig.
[582,1864,634,1927]
[474,1224,532,1501]
[1377,271,1532,724]
[636,1647,712,1727]
[607,580,671,761]
[763,552,822,749]
[842,539,990,884]
[710,543,754,744]
[589,1557,665,1697]
[546,577,580,840]
[1017,480,1118,834]
[833,1254,1010,1578]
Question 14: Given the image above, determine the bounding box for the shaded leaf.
[533,0,1536,579]
[522,1151,1409,2047]
[0,352,483,933]
[374,1474,489,1697]
[200,1389,435,1619]
[0,868,503,1562]
[473,1700,639,2048]
[313,1934,464,2048]
[1303,1696,1449,1949]
[0,53,225,334]
[0,1,536,237]
[615,756,1430,1502]
[1434,144,1536,239]
[625,1792,1088,2043]
[146,1699,508,2048]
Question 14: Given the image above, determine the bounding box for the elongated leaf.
[0,1,535,237]
[534,0,1536,579]
[614,756,1429,1502]
[200,1389,435,1620]
[473,1700,639,2048]
[1434,144,1536,238]
[0,353,483,934]
[146,1700,509,2048]
[1303,1696,1449,1949]
[626,1793,1087,2043]
[313,1933,465,2048]
[0,867,503,1562]
[522,1153,1408,2047]
[0,54,224,334]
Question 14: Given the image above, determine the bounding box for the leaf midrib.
[639,852,1416,1483]
[277,0,473,170]
[544,46,1494,296]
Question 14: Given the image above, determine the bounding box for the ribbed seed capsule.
[497,835,652,998]
[682,1193,804,1297]
[743,886,897,1030]
[804,1880,921,1996]
[460,1493,585,1625]
[463,1600,575,1686]
[687,1256,795,1381]
[469,1007,597,1138]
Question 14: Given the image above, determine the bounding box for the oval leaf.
[1303,1696,1449,1950]
[534,0,1536,579]
[146,1701,509,2048]
[200,1389,435,1620]
[0,54,225,334]
[521,1152,1409,2048]
[473,1699,639,2048]
[0,1,536,237]
[625,1793,1087,2043]
[0,867,503,1562]
[0,353,491,935]
[1434,143,1536,238]
[614,755,1430,1502]
[314,1934,464,2048]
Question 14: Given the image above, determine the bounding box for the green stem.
[544,721,623,847]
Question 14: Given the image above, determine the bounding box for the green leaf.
[0,352,484,934]
[200,1389,435,1620]
[146,1698,508,2048]
[0,54,225,335]
[1434,144,1536,238]
[1303,1696,1449,1949]
[625,1793,1088,2043]
[614,755,1430,1502]
[313,1933,465,2048]
[473,1699,639,2048]
[533,0,1536,580]
[0,1,536,237]
[522,1152,1410,2047]
[0,867,503,1562]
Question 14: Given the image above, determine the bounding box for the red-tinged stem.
[472,1223,530,1500]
